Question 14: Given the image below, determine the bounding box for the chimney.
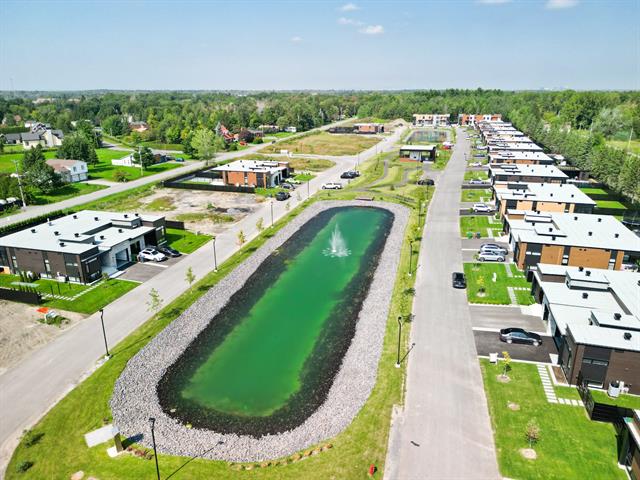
[582,292,588,299]
[614,313,622,320]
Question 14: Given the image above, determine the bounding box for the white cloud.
[340,3,359,11]
[477,0,512,4]
[359,25,384,35]
[290,36,303,43]
[338,17,363,26]
[546,0,579,8]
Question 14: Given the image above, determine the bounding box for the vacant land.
[31,183,107,205]
[481,360,625,480]
[460,215,503,238]
[579,185,638,217]
[432,148,452,170]
[461,189,492,202]
[607,138,640,155]
[0,300,86,373]
[463,263,533,305]
[261,131,379,156]
[165,228,212,254]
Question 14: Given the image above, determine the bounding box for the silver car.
[477,251,505,262]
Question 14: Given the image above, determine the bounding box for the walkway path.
[537,364,583,407]
[384,127,500,479]
[0,125,407,475]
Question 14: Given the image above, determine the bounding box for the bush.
[253,137,264,144]
[23,430,44,447]
[16,460,34,473]
[113,170,128,182]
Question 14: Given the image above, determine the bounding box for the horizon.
[1,0,638,91]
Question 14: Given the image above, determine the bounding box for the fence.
[577,373,634,424]
[165,220,185,230]
[0,287,41,304]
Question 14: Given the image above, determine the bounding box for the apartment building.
[458,113,502,126]
[412,114,450,127]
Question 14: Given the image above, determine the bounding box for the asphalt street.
[384,127,500,479]
[0,125,407,474]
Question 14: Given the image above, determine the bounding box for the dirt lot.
[0,301,86,374]
[261,131,381,156]
[136,188,265,235]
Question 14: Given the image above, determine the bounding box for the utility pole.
[395,316,402,368]
[138,145,143,176]
[12,160,27,208]
[99,309,110,358]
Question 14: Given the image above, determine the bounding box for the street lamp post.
[99,308,110,358]
[212,236,218,272]
[270,200,274,227]
[408,241,414,276]
[149,417,160,480]
[307,180,310,199]
[395,316,403,368]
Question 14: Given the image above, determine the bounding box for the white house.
[45,159,88,183]
[284,126,297,133]
[112,153,135,167]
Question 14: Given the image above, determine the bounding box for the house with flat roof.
[488,150,555,165]
[398,144,437,162]
[45,159,88,183]
[486,136,534,146]
[493,182,596,217]
[412,114,450,127]
[353,123,384,134]
[489,163,568,186]
[505,212,640,272]
[212,159,291,188]
[0,210,166,283]
[458,113,502,126]
[530,264,640,394]
[488,142,543,153]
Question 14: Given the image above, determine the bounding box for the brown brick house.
[493,183,596,218]
[213,159,291,188]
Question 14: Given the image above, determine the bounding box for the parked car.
[452,272,467,289]
[138,248,167,262]
[480,243,507,254]
[477,251,505,262]
[156,245,181,257]
[275,191,291,201]
[469,179,489,185]
[469,162,483,167]
[472,203,493,213]
[499,328,542,346]
[287,178,301,184]
[322,182,343,190]
[340,171,358,179]
[281,182,294,190]
[417,178,435,186]
[175,157,185,162]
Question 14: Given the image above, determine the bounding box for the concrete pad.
[84,424,118,448]
[469,304,546,332]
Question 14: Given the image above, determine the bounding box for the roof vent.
[135,213,139,217]
[574,216,578,220]
[597,218,602,222]
[579,266,584,271]
[72,214,77,219]
[550,193,553,197]
[571,194,574,198]
[624,332,632,340]
[59,242,65,247]
[614,233,619,238]
[100,235,105,240]
[586,270,591,277]
[30,228,36,233]
[54,231,59,235]
[582,292,589,299]
[588,231,593,236]
[94,216,99,221]
[74,233,79,237]
[124,214,128,218]
[614,313,622,320]
[118,228,123,233]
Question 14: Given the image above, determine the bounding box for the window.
[582,358,609,367]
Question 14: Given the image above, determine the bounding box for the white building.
[45,159,88,183]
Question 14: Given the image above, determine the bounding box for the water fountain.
[324,223,351,257]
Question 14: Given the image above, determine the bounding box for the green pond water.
[179,207,390,418]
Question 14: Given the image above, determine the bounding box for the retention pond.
[157,206,393,436]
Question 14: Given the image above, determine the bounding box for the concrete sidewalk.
[384,127,500,479]
[0,125,406,474]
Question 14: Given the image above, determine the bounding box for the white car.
[469,179,488,185]
[469,162,483,167]
[480,243,508,255]
[322,182,343,190]
[477,251,505,262]
[139,248,167,262]
[473,203,493,213]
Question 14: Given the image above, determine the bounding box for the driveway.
[385,127,499,479]
[117,256,185,282]
[470,304,546,332]
[462,250,514,263]
[474,330,557,363]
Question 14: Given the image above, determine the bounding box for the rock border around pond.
[110,200,409,462]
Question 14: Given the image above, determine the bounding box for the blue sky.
[1,0,638,91]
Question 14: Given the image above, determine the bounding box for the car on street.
[417,178,435,186]
[452,272,467,288]
[480,243,508,254]
[322,182,343,190]
[138,248,167,262]
[275,191,291,201]
[156,245,181,257]
[499,328,542,346]
[469,179,489,185]
[473,203,493,213]
[340,171,357,179]
[477,251,505,262]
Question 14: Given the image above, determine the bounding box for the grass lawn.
[261,131,379,156]
[31,183,107,205]
[6,149,425,480]
[0,150,59,173]
[464,170,489,181]
[595,200,627,210]
[591,390,640,410]
[463,263,532,305]
[461,189,492,203]
[173,212,234,224]
[579,186,638,214]
[460,215,503,238]
[89,151,183,182]
[294,173,315,182]
[140,142,183,151]
[0,275,138,314]
[579,187,608,196]
[165,228,212,254]
[481,360,626,480]
[607,138,640,155]
[432,148,452,170]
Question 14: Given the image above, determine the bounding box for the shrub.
[16,460,34,473]
[113,170,129,182]
[23,430,44,447]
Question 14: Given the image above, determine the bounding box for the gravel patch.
[110,200,409,462]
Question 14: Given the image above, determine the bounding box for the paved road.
[0,119,352,229]
[385,127,500,479]
[0,125,407,474]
